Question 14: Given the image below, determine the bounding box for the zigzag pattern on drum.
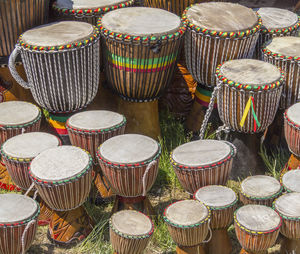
[284,112,300,157]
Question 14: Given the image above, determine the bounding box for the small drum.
[240,175,282,207]
[194,185,237,254]
[30,146,93,211]
[282,169,300,193]
[216,59,284,133]
[9,21,101,112]
[52,0,134,25]
[0,0,49,56]
[234,204,281,253]
[110,210,154,254]
[284,102,300,156]
[1,132,61,190]
[163,200,211,253]
[0,194,39,254]
[183,2,261,86]
[170,139,236,194]
[262,36,300,108]
[255,7,300,59]
[66,110,126,162]
[98,7,185,101]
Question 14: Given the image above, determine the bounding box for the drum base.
[280,237,300,254]
[0,161,20,191]
[205,229,231,254]
[38,200,53,226]
[111,195,155,217]
[176,245,206,254]
[48,206,94,247]
[240,249,267,254]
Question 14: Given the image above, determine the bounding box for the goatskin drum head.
[286,102,300,126]
[282,170,300,193]
[275,193,300,218]
[265,36,300,57]
[55,0,128,9]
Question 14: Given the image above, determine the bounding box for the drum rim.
[182,5,262,38]
[234,205,282,235]
[109,210,154,239]
[216,62,285,91]
[170,141,236,170]
[273,193,300,221]
[281,169,300,193]
[284,107,300,131]
[163,200,211,228]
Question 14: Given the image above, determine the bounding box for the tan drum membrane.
[282,170,300,193]
[55,0,127,9]
[285,102,300,156]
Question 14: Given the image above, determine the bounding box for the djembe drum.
[0,193,39,254]
[216,59,284,133]
[281,169,300,193]
[97,134,161,215]
[262,36,300,108]
[110,210,154,254]
[239,175,282,207]
[170,139,236,195]
[194,185,237,254]
[0,0,49,57]
[234,204,281,254]
[273,193,300,254]
[255,7,300,59]
[29,146,94,245]
[163,200,211,254]
[183,2,261,87]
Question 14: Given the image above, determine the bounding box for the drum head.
[0,101,39,126]
[68,110,124,130]
[220,59,281,87]
[111,210,153,236]
[172,140,232,167]
[0,194,38,224]
[55,0,128,9]
[165,200,208,226]
[21,21,95,47]
[286,102,300,126]
[186,2,258,32]
[30,146,90,181]
[282,170,300,193]
[275,193,300,218]
[101,7,181,36]
[2,132,60,159]
[195,185,237,208]
[236,205,281,232]
[241,175,281,198]
[257,7,298,30]
[265,36,300,57]
[99,134,159,164]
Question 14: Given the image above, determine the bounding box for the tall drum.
[281,169,300,193]
[0,0,49,57]
[217,59,284,133]
[170,139,236,194]
[262,36,300,108]
[183,2,261,87]
[9,21,101,112]
[0,194,39,254]
[98,7,185,101]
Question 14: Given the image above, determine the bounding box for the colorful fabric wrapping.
[43,109,69,136]
[194,85,217,108]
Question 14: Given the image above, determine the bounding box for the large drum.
[9,21,101,112]
[110,210,154,254]
[234,204,281,253]
[194,185,237,254]
[281,169,300,193]
[239,175,282,207]
[217,59,284,133]
[52,0,134,25]
[1,132,60,190]
[284,102,300,156]
[0,194,39,254]
[170,139,236,194]
[262,36,300,108]
[255,7,300,59]
[98,7,185,101]
[163,200,211,254]
[183,2,261,87]
[0,0,49,57]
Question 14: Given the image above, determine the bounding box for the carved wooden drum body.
[217,59,284,133]
[281,169,300,193]
[99,7,185,101]
[240,175,282,207]
[9,21,101,112]
[1,132,61,190]
[171,139,236,194]
[262,37,300,108]
[110,210,154,254]
[0,194,39,254]
[183,2,261,87]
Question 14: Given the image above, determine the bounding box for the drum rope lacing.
[21,219,36,254]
